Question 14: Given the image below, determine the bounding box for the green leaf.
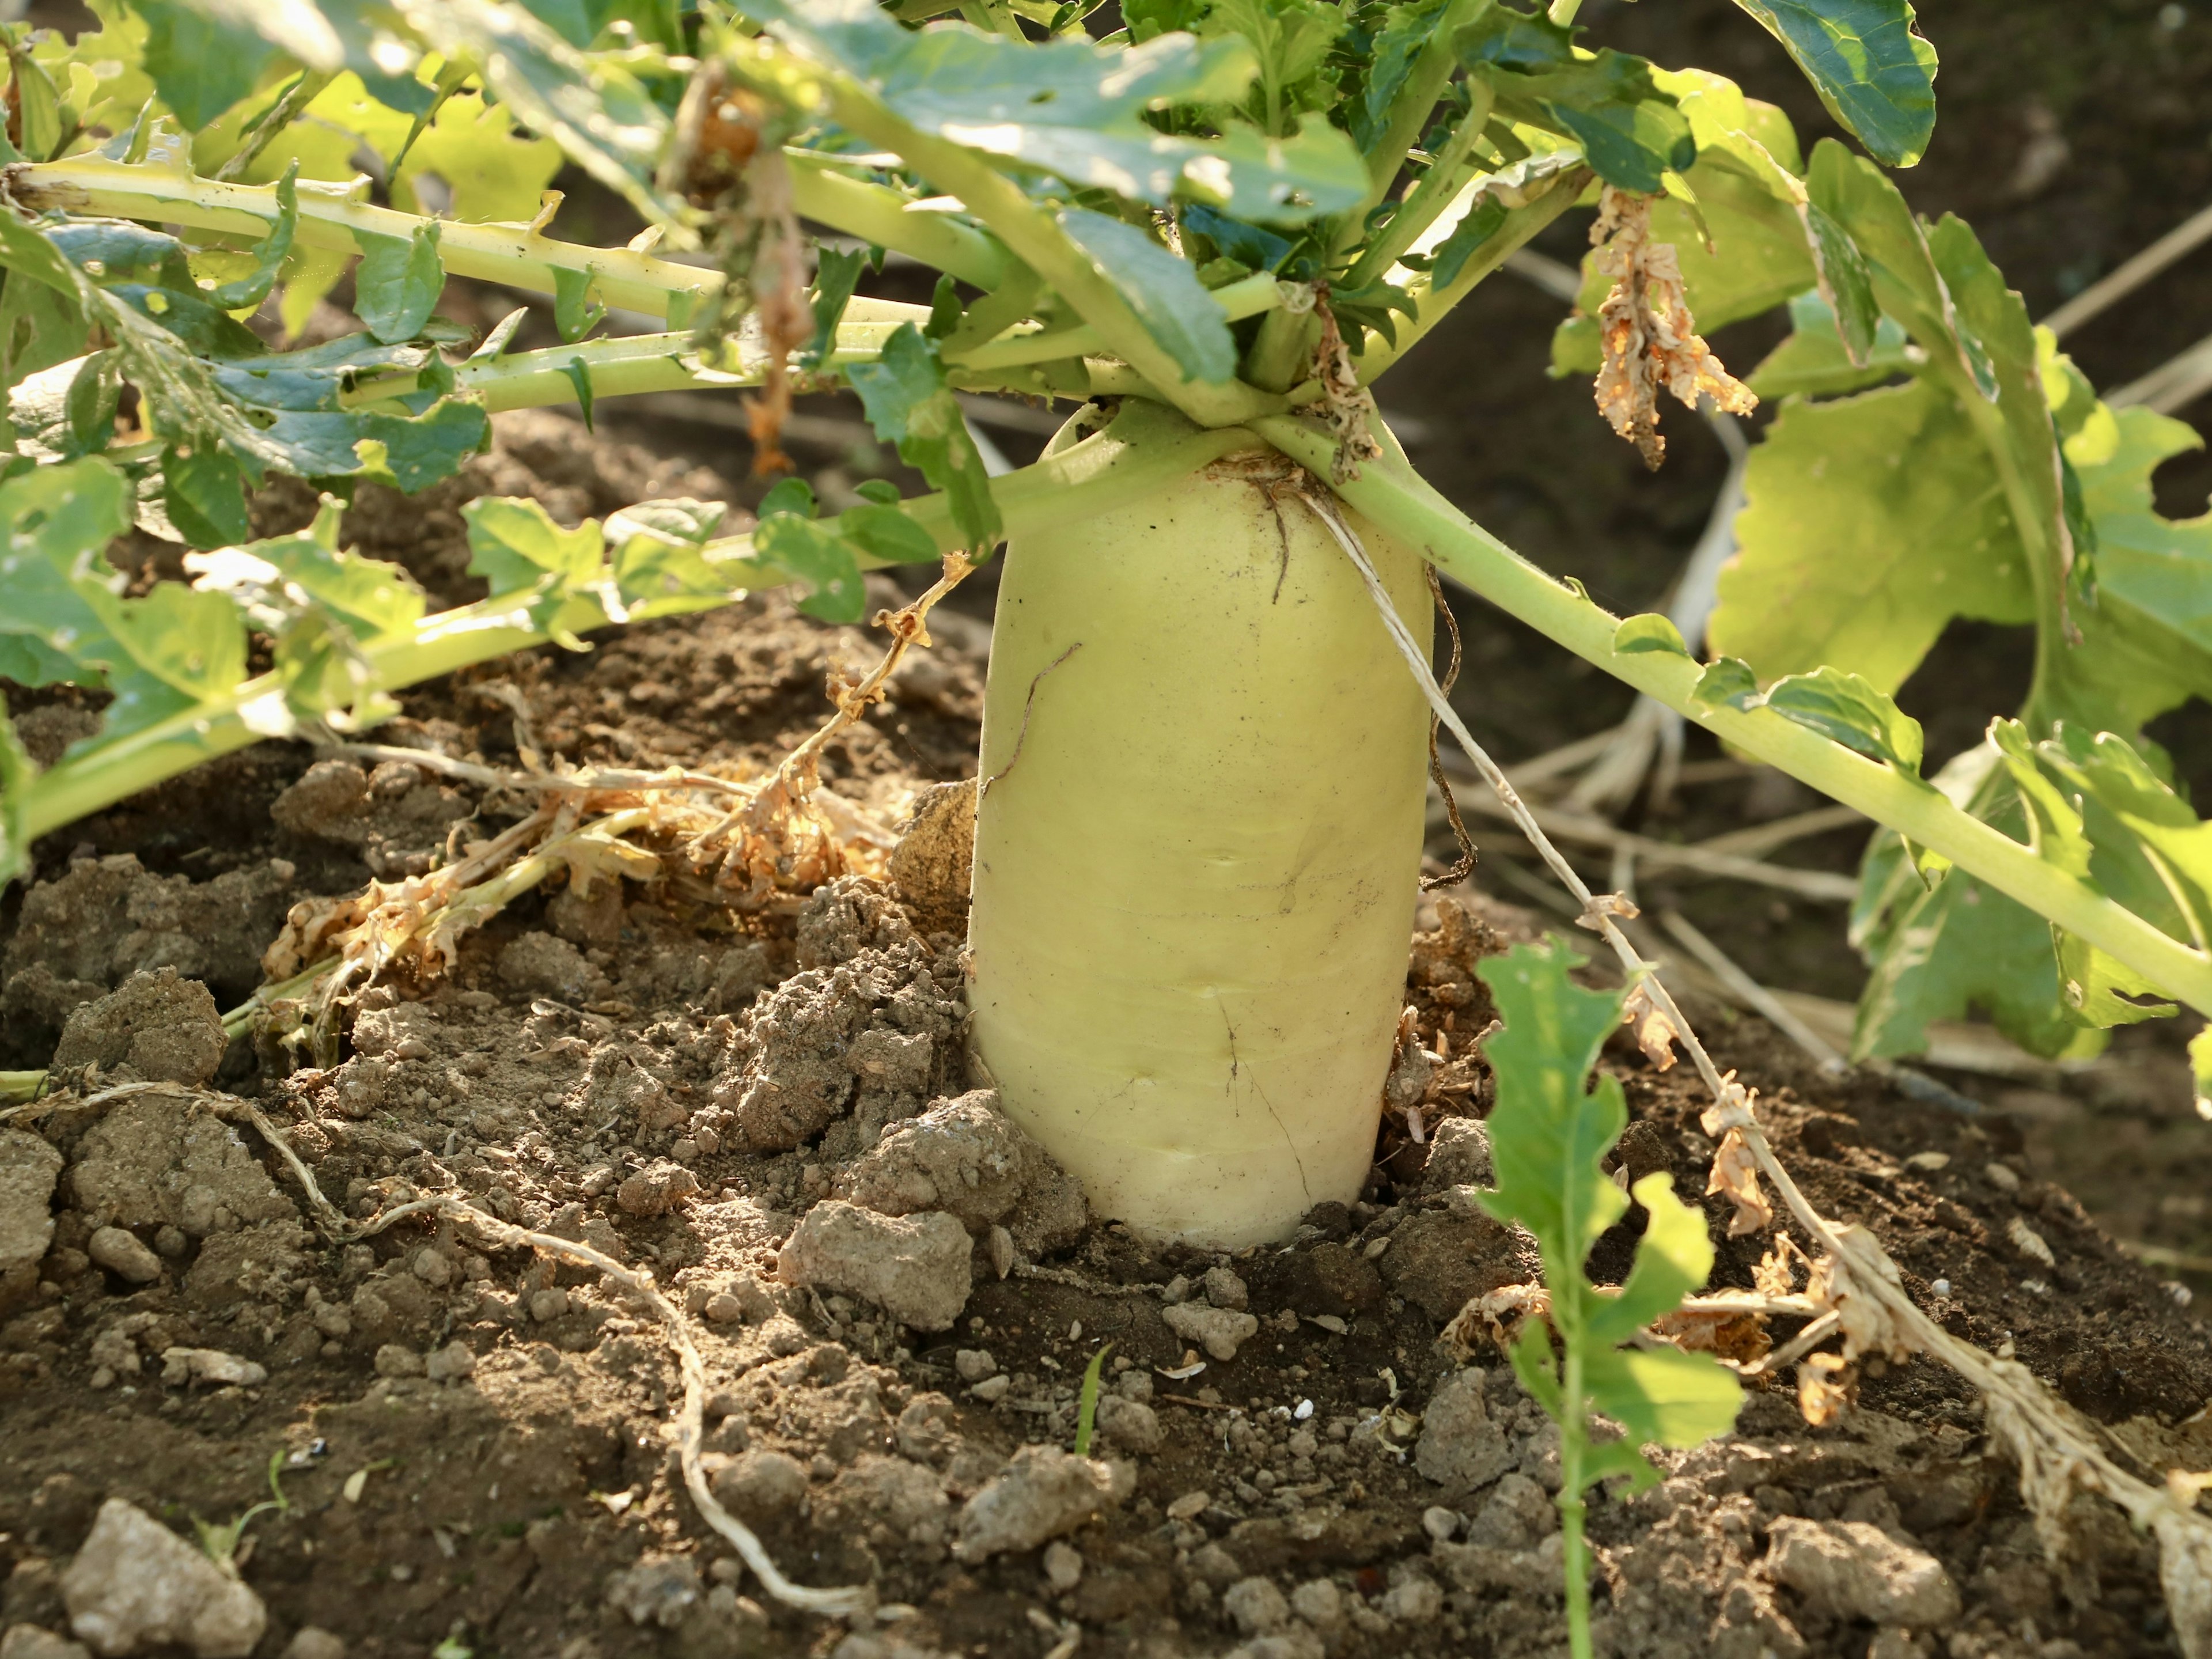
[846,325,1002,554]
[1612,613,1690,657]
[1713,378,2032,694]
[1476,940,1740,1488]
[1055,209,1237,385]
[202,165,302,314]
[551,265,604,345]
[162,446,252,548]
[1352,0,1449,152]
[1691,656,1760,709]
[2190,1028,2212,1122]
[745,0,1363,223]
[1728,0,1938,168]
[605,498,753,622]
[1202,0,1344,134]
[753,513,866,623]
[355,221,445,345]
[1745,290,1914,400]
[841,502,942,566]
[805,246,870,372]
[1760,666,1924,775]
[131,0,278,130]
[464,495,605,599]
[0,694,32,887]
[1462,14,1694,194]
[1581,1339,1745,1454]
[1476,937,1630,1272]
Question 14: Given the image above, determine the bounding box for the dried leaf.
[1705,1127,1773,1237]
[1312,287,1382,483]
[1622,979,1681,1071]
[1798,1350,1850,1426]
[1589,186,1758,469]
[1441,1281,1553,1362]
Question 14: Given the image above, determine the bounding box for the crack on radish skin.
[979,642,1082,800]
[1219,1000,1312,1204]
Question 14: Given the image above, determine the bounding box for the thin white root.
[162,1084,873,1620]
[1306,483,2212,1657]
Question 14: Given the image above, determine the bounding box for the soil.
[2,404,2210,1659]
[6,2,2212,1655]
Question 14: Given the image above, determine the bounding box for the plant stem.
[786,151,1014,289]
[1344,0,1494,241]
[1558,1345,1593,1659]
[1253,416,2212,1019]
[10,157,721,322]
[1354,171,1590,380]
[1548,0,1583,22]
[1339,81,1498,294]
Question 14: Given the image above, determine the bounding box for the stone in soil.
[50,969,225,1087]
[1419,1115,1493,1190]
[952,1447,1127,1562]
[1,1627,92,1659]
[59,1498,266,1658]
[777,1199,972,1332]
[1414,1366,1514,1493]
[887,779,976,931]
[710,1450,810,1525]
[0,1128,63,1311]
[614,1159,701,1218]
[1161,1302,1259,1361]
[84,1228,160,1286]
[1764,1517,1963,1628]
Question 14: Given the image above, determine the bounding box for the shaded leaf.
[846,324,1001,554]
[1613,613,1690,656]
[355,221,445,345]
[753,513,866,623]
[1055,209,1237,385]
[1728,0,1938,168]
[133,0,276,130]
[1760,665,1924,775]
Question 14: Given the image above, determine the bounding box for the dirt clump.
[48,969,225,1087]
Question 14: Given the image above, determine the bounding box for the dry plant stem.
[1313,487,2212,1651]
[687,554,974,852]
[1658,910,1848,1075]
[1693,803,1865,859]
[321,741,747,797]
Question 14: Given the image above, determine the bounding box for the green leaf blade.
[1730,0,1938,168]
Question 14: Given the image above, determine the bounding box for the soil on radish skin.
[4,411,2211,1659]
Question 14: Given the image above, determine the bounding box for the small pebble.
[955,1349,997,1383]
[969,1374,1011,1403]
[412,1248,452,1288]
[1166,1490,1211,1522]
[1983,1161,2021,1194]
[1932,1278,1952,1297]
[88,1226,162,1285]
[1905,1151,1950,1172]
[1421,1505,1461,1542]
[1042,1540,1084,1594]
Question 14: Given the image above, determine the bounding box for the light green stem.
[1339,81,1499,294]
[1558,1346,1593,1659]
[1252,416,2212,1019]
[10,157,721,321]
[786,151,1014,289]
[1355,172,1590,380]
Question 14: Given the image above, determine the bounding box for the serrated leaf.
[355,221,445,345]
[805,246,869,372]
[1587,1173,1716,1344]
[464,494,605,597]
[1729,0,1938,168]
[1055,209,1237,385]
[1202,0,1344,134]
[846,324,1001,554]
[203,165,301,313]
[1353,0,1449,152]
[747,0,1361,224]
[1691,656,1760,709]
[1463,13,1694,194]
[1476,937,1631,1271]
[1582,1339,1745,1452]
[1761,666,1924,775]
[1713,378,2032,693]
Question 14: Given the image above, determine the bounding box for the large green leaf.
[131,0,278,130]
[354,220,445,345]
[744,0,1363,223]
[1055,210,1237,385]
[1461,10,1694,194]
[1729,0,1938,168]
[1713,378,2032,692]
[1203,0,1344,134]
